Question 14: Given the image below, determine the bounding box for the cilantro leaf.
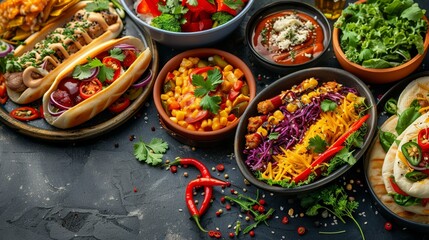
[192,68,223,114]
[134,138,169,166]
[85,0,110,12]
[307,135,328,153]
[223,0,244,10]
[72,64,94,80]
[109,48,125,61]
[97,65,115,82]
[321,99,337,112]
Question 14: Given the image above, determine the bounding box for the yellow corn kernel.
[175,111,186,121]
[301,94,311,104]
[346,92,358,102]
[174,85,181,94]
[273,110,284,121]
[173,70,180,76]
[224,65,233,72]
[160,94,170,100]
[307,91,318,99]
[226,72,237,82]
[169,117,178,123]
[178,120,188,128]
[167,91,174,97]
[287,103,298,112]
[201,119,208,129]
[234,68,244,79]
[219,110,228,118]
[176,76,183,86]
[212,120,221,131]
[225,99,233,108]
[166,98,175,105]
[189,57,200,65]
[220,80,232,92]
[187,124,196,131]
[257,126,268,137]
[220,116,228,126]
[268,116,279,125]
[180,58,193,68]
[309,78,318,88]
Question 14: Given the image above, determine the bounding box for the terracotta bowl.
[153,48,256,147]
[332,2,429,84]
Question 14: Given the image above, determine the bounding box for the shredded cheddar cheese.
[260,96,361,182]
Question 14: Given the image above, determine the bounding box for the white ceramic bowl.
[121,0,255,49]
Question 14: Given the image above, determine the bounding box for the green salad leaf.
[334,0,427,69]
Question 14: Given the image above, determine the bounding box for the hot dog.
[3,0,123,104]
[42,36,152,129]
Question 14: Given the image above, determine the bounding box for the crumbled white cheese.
[268,14,314,53]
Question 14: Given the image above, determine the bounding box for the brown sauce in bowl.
[252,10,324,65]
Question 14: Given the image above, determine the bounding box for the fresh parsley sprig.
[133,138,169,166]
[300,184,365,240]
[192,68,223,114]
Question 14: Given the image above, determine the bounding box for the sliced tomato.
[102,57,122,84]
[10,106,40,121]
[228,89,240,101]
[233,80,244,92]
[109,96,131,114]
[185,110,208,124]
[79,78,103,99]
[122,50,137,68]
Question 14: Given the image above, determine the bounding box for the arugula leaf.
[307,135,328,153]
[134,138,169,166]
[192,68,223,114]
[109,48,125,61]
[85,0,110,12]
[321,99,337,112]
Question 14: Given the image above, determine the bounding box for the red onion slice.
[47,103,66,117]
[50,92,71,110]
[132,69,152,88]
[114,43,138,51]
[0,40,13,57]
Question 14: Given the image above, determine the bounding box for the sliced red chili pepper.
[389,176,408,196]
[418,128,429,152]
[228,89,240,101]
[79,78,103,100]
[108,96,130,114]
[10,106,40,121]
[185,110,208,124]
[189,66,214,80]
[136,0,161,16]
[122,50,137,68]
[102,57,122,84]
[292,146,344,183]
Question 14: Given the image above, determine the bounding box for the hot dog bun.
[6,1,123,104]
[42,36,152,129]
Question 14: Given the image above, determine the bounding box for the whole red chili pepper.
[331,114,370,148]
[186,177,229,233]
[170,157,213,215]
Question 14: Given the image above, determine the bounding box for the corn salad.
[161,56,250,132]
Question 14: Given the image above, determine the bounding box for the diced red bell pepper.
[186,0,216,14]
[182,11,213,32]
[389,176,408,196]
[216,0,245,16]
[136,0,161,16]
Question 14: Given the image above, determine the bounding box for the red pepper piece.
[10,106,40,121]
[171,158,213,215]
[418,128,429,152]
[136,0,161,16]
[216,0,244,16]
[186,0,217,14]
[292,146,344,183]
[388,176,408,196]
[108,96,131,114]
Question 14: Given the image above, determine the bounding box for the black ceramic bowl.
[245,1,331,74]
[234,67,377,195]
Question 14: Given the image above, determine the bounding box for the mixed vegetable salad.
[334,0,428,69]
[243,78,370,188]
[135,0,249,32]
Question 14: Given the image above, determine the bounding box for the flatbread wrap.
[42,36,152,129]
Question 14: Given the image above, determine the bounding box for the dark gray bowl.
[245,1,332,74]
[234,67,377,195]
